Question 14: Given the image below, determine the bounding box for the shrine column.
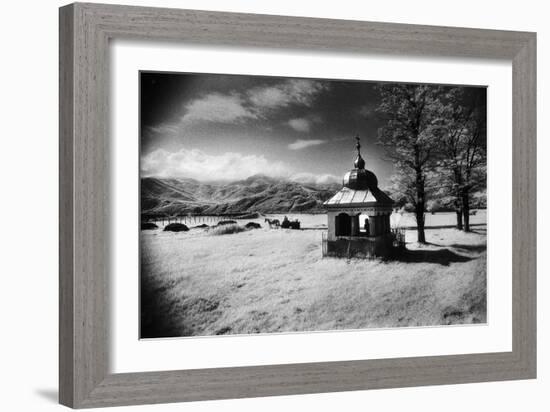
[350,214,360,236]
[368,214,376,236]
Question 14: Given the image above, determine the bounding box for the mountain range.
[141,175,341,216]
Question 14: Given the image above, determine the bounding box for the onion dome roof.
[323,135,393,208]
[342,168,378,190]
[343,135,378,190]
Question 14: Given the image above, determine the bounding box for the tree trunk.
[416,208,426,243]
[455,209,463,230]
[453,168,464,230]
[454,195,463,230]
[415,169,426,243]
[462,190,470,232]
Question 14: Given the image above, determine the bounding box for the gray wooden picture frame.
[59,2,536,408]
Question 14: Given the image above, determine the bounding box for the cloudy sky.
[139,72,467,186]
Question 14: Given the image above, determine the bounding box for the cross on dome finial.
[354,135,365,169]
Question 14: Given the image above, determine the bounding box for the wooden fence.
[391,227,406,248]
[142,214,225,226]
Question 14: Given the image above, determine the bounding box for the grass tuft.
[209,223,246,235]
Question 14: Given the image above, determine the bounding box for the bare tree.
[460,107,486,231]
[376,84,446,243]
[433,89,470,229]
[436,89,487,232]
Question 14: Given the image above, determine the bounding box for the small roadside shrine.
[323,136,395,258]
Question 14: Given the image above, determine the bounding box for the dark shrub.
[245,222,261,229]
[141,222,158,230]
[193,223,209,229]
[164,223,189,232]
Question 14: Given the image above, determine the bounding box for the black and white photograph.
[2,0,545,410]
[139,72,487,339]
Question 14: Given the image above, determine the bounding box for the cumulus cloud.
[182,93,257,124]
[175,79,327,127]
[287,118,311,133]
[248,79,328,110]
[248,86,288,110]
[290,172,340,185]
[147,124,180,135]
[288,139,326,150]
[141,148,290,181]
[141,146,342,185]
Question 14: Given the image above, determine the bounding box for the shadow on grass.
[141,275,224,338]
[140,278,185,339]
[449,243,487,253]
[389,247,473,266]
[401,223,486,230]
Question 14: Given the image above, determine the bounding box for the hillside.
[141,175,340,216]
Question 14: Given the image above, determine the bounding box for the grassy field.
[140,212,487,338]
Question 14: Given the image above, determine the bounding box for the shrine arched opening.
[335,213,351,236]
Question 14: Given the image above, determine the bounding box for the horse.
[264,218,280,228]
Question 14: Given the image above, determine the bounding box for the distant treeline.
[142,211,261,221]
